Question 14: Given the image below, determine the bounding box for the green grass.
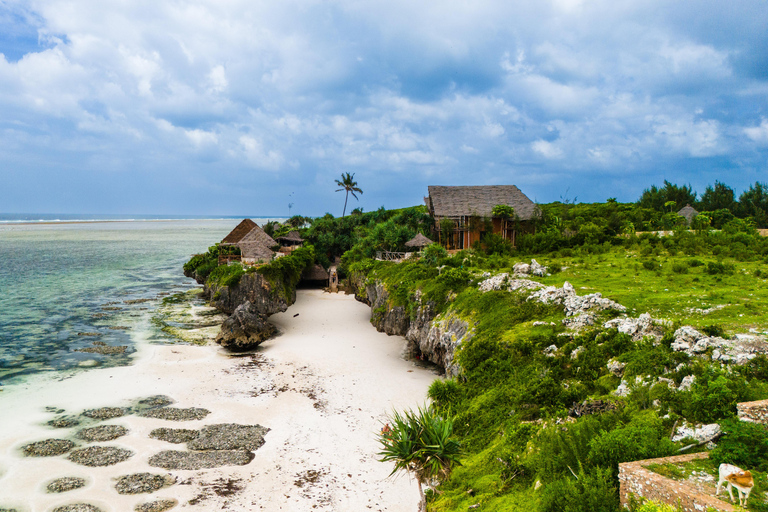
[532,247,768,333]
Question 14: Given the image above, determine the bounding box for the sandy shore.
[0,289,439,511]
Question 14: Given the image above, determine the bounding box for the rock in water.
[215,301,276,351]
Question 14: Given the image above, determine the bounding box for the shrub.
[710,419,768,472]
[206,263,245,288]
[642,260,657,271]
[538,466,617,512]
[671,262,688,274]
[705,261,734,275]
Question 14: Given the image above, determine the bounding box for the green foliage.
[705,261,734,275]
[206,262,245,288]
[257,245,316,298]
[378,406,461,510]
[422,243,448,266]
[710,419,768,472]
[637,181,696,212]
[538,466,617,512]
[492,204,516,219]
[183,244,220,280]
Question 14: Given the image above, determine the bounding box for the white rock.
[671,422,721,443]
[607,359,626,377]
[679,375,696,391]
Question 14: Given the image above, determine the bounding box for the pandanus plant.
[378,406,461,511]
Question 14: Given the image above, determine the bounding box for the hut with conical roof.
[405,232,434,251]
[677,205,699,226]
[221,218,258,244]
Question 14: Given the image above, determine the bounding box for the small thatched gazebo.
[677,204,699,226]
[405,233,434,251]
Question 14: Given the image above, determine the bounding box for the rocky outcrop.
[215,301,277,351]
[200,272,295,351]
[670,326,768,364]
[353,279,472,376]
[205,272,291,316]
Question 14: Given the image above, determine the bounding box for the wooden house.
[219,218,258,263]
[426,185,539,249]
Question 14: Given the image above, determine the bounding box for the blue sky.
[1,0,767,216]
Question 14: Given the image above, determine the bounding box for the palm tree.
[378,406,461,511]
[335,172,363,217]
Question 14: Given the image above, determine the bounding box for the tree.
[378,406,461,511]
[699,181,736,212]
[335,172,363,217]
[737,182,768,227]
[637,181,696,212]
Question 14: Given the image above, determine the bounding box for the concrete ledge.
[619,452,735,511]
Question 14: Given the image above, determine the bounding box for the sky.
[1,0,767,217]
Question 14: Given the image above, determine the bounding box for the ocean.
[0,218,275,386]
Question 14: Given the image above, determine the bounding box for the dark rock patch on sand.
[22,439,75,457]
[82,407,128,420]
[68,446,133,466]
[134,499,177,512]
[53,505,102,512]
[139,407,210,421]
[47,477,87,493]
[76,425,128,442]
[148,449,254,470]
[137,396,174,409]
[188,424,268,451]
[149,428,199,444]
[48,417,80,429]
[115,473,176,495]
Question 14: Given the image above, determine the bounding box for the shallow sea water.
[0,219,256,385]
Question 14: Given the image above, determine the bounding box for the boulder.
[215,301,276,351]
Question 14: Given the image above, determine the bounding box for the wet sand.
[0,290,438,511]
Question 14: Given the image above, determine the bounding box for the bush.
[538,466,617,512]
[642,260,657,271]
[206,263,245,287]
[710,419,768,472]
[705,261,734,275]
[671,262,688,274]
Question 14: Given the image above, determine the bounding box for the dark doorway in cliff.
[407,341,445,376]
[298,278,326,289]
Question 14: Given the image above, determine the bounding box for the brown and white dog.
[716,463,754,506]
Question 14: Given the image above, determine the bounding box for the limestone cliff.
[202,272,294,351]
[350,273,472,376]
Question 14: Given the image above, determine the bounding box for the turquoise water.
[0,220,267,385]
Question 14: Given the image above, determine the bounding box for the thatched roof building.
[427,185,539,220]
[302,264,329,281]
[678,204,699,226]
[237,225,278,264]
[221,218,258,244]
[405,232,434,248]
[277,231,304,245]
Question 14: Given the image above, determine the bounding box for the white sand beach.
[0,290,438,511]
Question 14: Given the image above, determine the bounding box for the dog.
[716,463,754,506]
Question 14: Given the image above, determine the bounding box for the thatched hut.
[405,233,434,250]
[277,230,305,248]
[677,204,699,226]
[237,226,278,264]
[426,185,539,249]
[221,218,258,244]
[302,264,329,285]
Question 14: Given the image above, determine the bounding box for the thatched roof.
[277,230,304,243]
[678,204,699,225]
[428,185,539,220]
[238,226,277,248]
[222,218,257,244]
[302,263,329,281]
[405,232,434,248]
[240,242,274,262]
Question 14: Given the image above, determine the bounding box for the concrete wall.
[618,452,735,512]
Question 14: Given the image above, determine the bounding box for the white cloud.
[745,119,768,144]
[532,139,563,159]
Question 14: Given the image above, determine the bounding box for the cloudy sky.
[1,0,767,216]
